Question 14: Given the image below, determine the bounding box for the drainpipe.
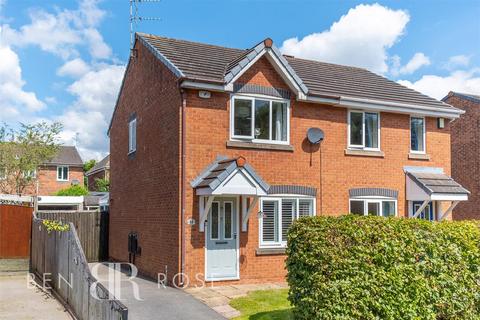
[180,88,187,286]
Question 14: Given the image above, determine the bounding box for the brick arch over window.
[349,188,398,199]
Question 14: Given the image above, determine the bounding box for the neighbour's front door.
[206,198,238,280]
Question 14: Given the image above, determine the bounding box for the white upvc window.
[23,169,36,178]
[348,110,380,150]
[57,166,69,181]
[410,116,426,153]
[128,118,137,153]
[349,197,397,217]
[259,197,315,247]
[231,95,290,144]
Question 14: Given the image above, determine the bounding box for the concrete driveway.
[90,263,225,320]
[0,273,72,320]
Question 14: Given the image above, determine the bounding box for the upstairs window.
[57,166,69,181]
[260,197,315,247]
[410,117,425,153]
[232,96,289,144]
[128,118,137,153]
[348,111,380,150]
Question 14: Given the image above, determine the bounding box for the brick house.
[85,155,110,191]
[108,33,469,286]
[442,92,480,220]
[35,146,84,195]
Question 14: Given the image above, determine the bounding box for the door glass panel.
[350,112,363,145]
[254,99,270,139]
[272,102,287,141]
[365,112,378,148]
[262,200,278,242]
[367,202,380,216]
[234,99,252,137]
[210,202,219,240]
[414,202,433,221]
[281,200,295,242]
[350,200,364,215]
[224,202,232,239]
[382,201,396,217]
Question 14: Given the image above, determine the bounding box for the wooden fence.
[0,204,33,258]
[31,216,128,320]
[37,211,101,262]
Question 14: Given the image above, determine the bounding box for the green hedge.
[286,215,480,320]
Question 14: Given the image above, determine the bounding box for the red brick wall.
[183,56,452,285]
[35,166,84,195]
[445,94,480,220]
[109,40,182,283]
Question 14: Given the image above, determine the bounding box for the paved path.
[90,263,225,320]
[0,273,72,320]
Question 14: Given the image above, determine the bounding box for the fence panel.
[0,204,33,258]
[30,217,128,320]
[37,211,101,262]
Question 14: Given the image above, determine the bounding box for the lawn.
[229,289,293,320]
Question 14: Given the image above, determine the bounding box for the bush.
[286,215,480,320]
[55,185,88,196]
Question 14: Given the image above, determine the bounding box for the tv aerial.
[130,0,161,56]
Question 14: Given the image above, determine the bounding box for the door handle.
[234,233,237,239]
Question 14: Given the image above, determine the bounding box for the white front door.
[206,198,238,280]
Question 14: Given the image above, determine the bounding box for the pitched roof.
[86,155,110,176]
[442,91,480,104]
[137,33,459,114]
[45,146,83,167]
[406,171,470,195]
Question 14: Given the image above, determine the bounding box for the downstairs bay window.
[260,197,315,247]
[232,96,289,144]
[349,198,397,217]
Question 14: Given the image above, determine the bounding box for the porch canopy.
[191,156,269,232]
[405,167,469,221]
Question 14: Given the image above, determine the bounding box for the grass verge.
[229,289,293,320]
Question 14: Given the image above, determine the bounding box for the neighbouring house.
[442,92,480,220]
[108,33,469,286]
[85,155,110,191]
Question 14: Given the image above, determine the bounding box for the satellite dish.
[307,128,324,144]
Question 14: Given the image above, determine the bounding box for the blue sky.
[1,0,479,160]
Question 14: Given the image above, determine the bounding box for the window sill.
[344,149,384,158]
[255,247,286,256]
[227,140,294,152]
[408,153,430,160]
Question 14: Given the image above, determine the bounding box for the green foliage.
[42,219,70,233]
[83,159,96,172]
[55,185,88,196]
[230,289,293,320]
[0,122,62,194]
[94,178,109,192]
[286,215,480,320]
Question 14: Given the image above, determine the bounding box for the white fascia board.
[264,50,306,98]
[180,81,227,92]
[431,194,468,201]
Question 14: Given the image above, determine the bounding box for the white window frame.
[230,94,290,145]
[259,196,316,248]
[409,201,437,221]
[410,116,426,154]
[128,118,137,154]
[349,196,397,217]
[23,169,36,179]
[347,110,381,151]
[57,166,69,181]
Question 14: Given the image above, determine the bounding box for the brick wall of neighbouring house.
[445,94,480,220]
[183,56,452,285]
[35,166,84,195]
[87,170,108,191]
[109,40,182,284]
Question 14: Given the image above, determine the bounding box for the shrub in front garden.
[286,215,480,320]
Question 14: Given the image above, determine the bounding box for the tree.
[0,122,62,195]
[95,178,110,192]
[55,185,89,196]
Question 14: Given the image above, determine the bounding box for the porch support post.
[242,196,258,232]
[438,200,460,221]
[412,200,429,219]
[199,196,214,232]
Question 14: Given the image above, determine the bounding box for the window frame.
[259,196,316,248]
[230,94,290,145]
[57,166,69,181]
[410,116,426,154]
[128,118,137,154]
[347,110,381,151]
[349,196,397,217]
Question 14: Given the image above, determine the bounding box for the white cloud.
[398,68,480,100]
[444,54,471,70]
[391,52,430,76]
[280,3,410,74]
[57,58,91,78]
[83,28,112,59]
[0,42,45,119]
